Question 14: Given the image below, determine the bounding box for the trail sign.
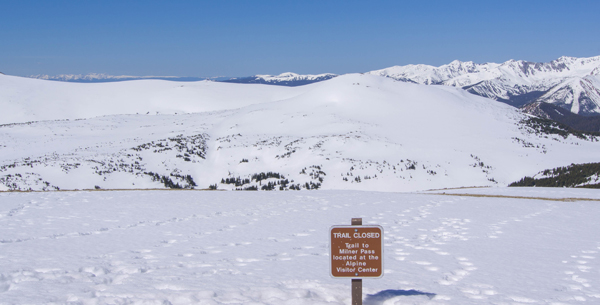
[330,225,383,278]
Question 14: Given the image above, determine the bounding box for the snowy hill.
[368,56,600,115]
[2,73,600,192]
[0,74,307,124]
[221,72,337,86]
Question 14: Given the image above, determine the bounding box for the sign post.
[330,218,383,305]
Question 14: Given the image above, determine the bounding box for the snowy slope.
[0,74,309,124]
[0,189,599,304]
[368,56,600,114]
[2,73,600,192]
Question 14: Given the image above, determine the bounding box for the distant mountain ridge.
[367,56,600,116]
[24,56,600,116]
[221,72,337,86]
[27,72,337,86]
[29,73,211,83]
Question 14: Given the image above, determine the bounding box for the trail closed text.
[330,225,383,278]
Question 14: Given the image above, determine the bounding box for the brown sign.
[330,225,383,278]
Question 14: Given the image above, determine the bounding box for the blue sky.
[1,0,599,77]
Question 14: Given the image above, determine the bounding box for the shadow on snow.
[364,289,436,305]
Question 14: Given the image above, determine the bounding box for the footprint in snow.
[393,249,410,261]
[507,295,538,303]
[437,257,476,285]
[460,283,498,300]
[560,249,599,301]
[461,287,487,300]
[0,282,11,293]
[235,258,260,266]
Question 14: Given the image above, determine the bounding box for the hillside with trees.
[510,162,600,188]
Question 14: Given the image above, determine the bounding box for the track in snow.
[0,189,599,304]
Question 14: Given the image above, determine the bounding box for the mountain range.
[29,73,216,83]
[220,72,337,86]
[224,56,600,130]
[367,56,600,117]
[2,72,600,192]
[29,56,600,121]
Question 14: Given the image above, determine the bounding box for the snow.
[537,76,600,115]
[2,73,600,192]
[1,189,599,304]
[0,74,309,125]
[2,56,600,304]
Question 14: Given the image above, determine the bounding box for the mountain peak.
[555,55,577,63]
[277,72,299,77]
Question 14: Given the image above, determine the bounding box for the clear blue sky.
[2,0,599,77]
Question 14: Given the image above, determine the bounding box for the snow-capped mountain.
[536,75,600,114]
[29,73,208,83]
[221,72,337,86]
[368,56,600,115]
[1,73,599,192]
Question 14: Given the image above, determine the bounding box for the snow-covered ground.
[1,189,599,304]
[3,73,600,192]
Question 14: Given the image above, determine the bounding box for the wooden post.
[352,279,362,305]
[351,218,362,305]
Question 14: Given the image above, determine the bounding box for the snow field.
[3,74,600,192]
[0,75,309,125]
[1,189,599,304]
